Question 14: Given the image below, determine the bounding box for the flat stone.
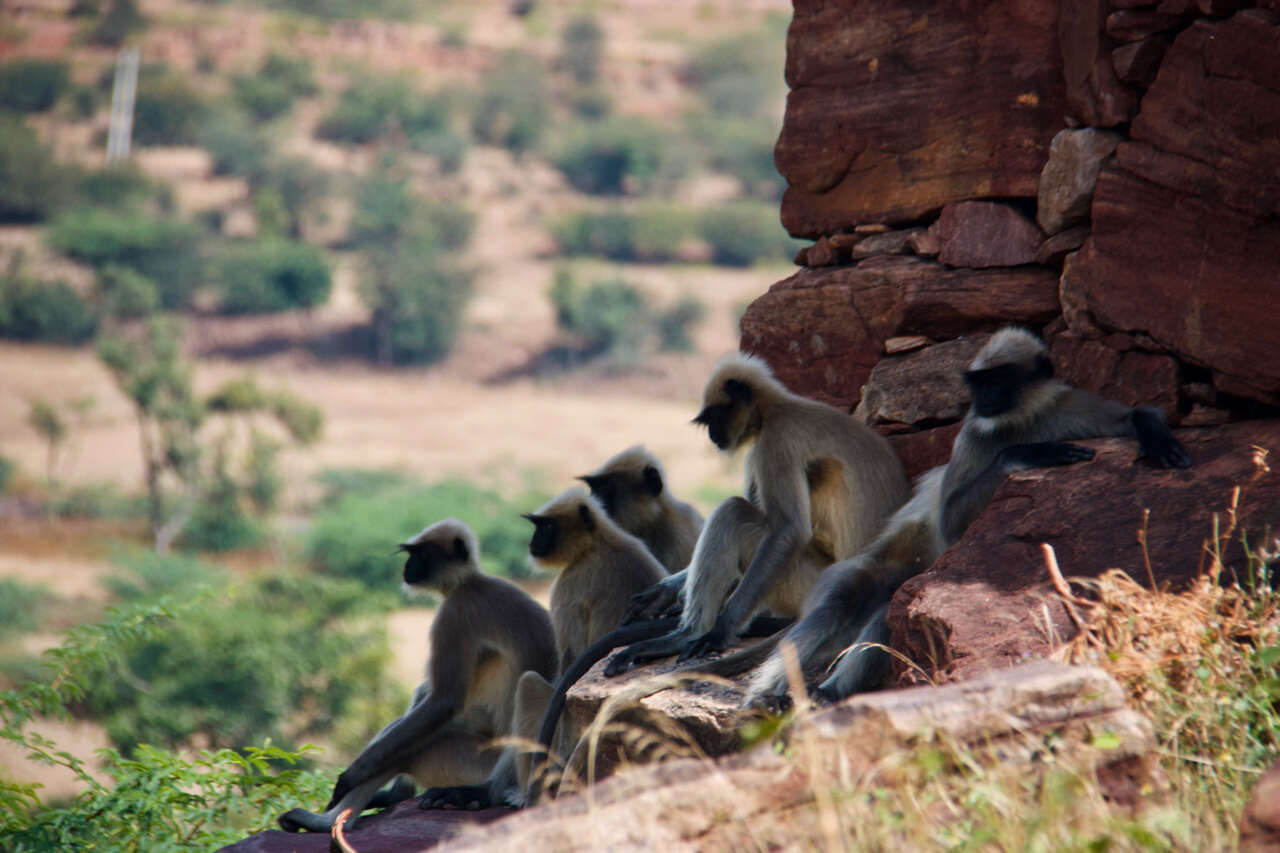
[1036,224,1091,264]
[1111,35,1171,85]
[854,336,989,427]
[889,420,1280,684]
[937,201,1045,268]
[1037,129,1122,234]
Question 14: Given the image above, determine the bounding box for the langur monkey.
[419,488,668,810]
[606,352,911,675]
[277,519,557,833]
[579,445,704,575]
[746,326,1192,705]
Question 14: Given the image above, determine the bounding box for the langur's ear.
[643,465,663,497]
[578,503,595,531]
[724,378,753,405]
[453,536,469,561]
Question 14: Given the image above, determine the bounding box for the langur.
[746,326,1192,706]
[419,488,667,810]
[606,352,911,675]
[277,519,556,833]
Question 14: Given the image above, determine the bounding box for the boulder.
[854,336,989,428]
[1049,333,1181,421]
[1036,129,1122,235]
[1059,12,1280,406]
[888,422,964,480]
[889,419,1280,683]
[777,0,1067,236]
[740,257,1060,410]
[936,202,1045,268]
[436,662,1156,851]
[1110,35,1171,85]
[1060,0,1141,125]
[1241,759,1280,853]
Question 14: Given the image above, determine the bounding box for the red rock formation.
[888,420,1280,684]
[776,0,1068,235]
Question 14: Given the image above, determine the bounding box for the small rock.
[937,201,1044,268]
[854,336,989,427]
[910,225,942,256]
[1106,10,1185,42]
[1037,129,1122,235]
[849,228,922,260]
[884,335,933,354]
[1111,36,1171,86]
[1036,224,1091,265]
[805,236,840,267]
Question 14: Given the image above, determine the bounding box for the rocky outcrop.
[888,420,1280,683]
[1241,759,1280,853]
[437,662,1156,851]
[776,0,1067,235]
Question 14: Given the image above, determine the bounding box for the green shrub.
[0,58,70,113]
[0,579,50,640]
[70,84,99,118]
[200,107,270,177]
[263,0,412,18]
[0,270,98,344]
[656,295,706,352]
[471,50,550,154]
[349,172,473,253]
[97,264,159,319]
[307,477,548,589]
[561,14,603,85]
[410,128,468,174]
[179,494,265,551]
[0,114,74,223]
[50,482,148,520]
[686,114,785,200]
[686,26,784,119]
[550,270,648,360]
[0,455,15,493]
[550,204,697,262]
[318,76,450,144]
[568,84,612,120]
[90,0,147,45]
[132,69,208,145]
[261,52,318,97]
[231,74,295,121]
[551,117,686,195]
[215,238,331,314]
[77,163,154,210]
[48,209,202,308]
[700,201,800,267]
[364,247,471,365]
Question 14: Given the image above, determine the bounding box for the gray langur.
[419,488,667,811]
[579,445,704,575]
[277,519,557,833]
[746,326,1192,706]
[605,352,912,675]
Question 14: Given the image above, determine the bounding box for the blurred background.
[0,0,801,803]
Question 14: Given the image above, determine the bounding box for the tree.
[27,399,67,485]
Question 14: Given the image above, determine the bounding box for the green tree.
[471,50,549,154]
[0,58,70,113]
[0,115,75,223]
[27,399,67,485]
[214,239,332,315]
[561,14,604,85]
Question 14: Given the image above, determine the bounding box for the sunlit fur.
[580,445,704,574]
[697,352,784,451]
[277,519,555,834]
[400,517,480,596]
[968,329,1071,434]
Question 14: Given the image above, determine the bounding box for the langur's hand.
[604,647,640,677]
[624,580,677,624]
[678,625,730,662]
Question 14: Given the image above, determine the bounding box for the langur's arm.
[623,569,686,623]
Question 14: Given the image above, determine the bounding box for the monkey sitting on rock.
[744,326,1192,706]
[277,519,557,833]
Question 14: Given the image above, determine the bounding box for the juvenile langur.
[746,326,1193,706]
[579,445,704,575]
[277,519,557,833]
[606,352,911,675]
[420,488,667,810]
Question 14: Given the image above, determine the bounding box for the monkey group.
[278,326,1191,833]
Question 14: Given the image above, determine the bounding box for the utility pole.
[106,46,139,162]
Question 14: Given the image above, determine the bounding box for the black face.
[580,474,619,516]
[524,514,559,558]
[964,355,1053,418]
[694,403,734,450]
[401,541,448,586]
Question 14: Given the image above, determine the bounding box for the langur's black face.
[525,515,559,558]
[694,403,735,450]
[964,355,1053,418]
[402,541,448,586]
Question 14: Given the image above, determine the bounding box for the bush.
[550,270,648,360]
[48,209,203,308]
[561,14,604,85]
[349,173,473,253]
[307,476,548,589]
[551,117,686,195]
[180,494,265,551]
[132,69,208,145]
[700,201,801,267]
[686,27,784,119]
[0,455,15,493]
[49,481,148,519]
[0,269,98,344]
[97,264,159,319]
[230,74,295,121]
[0,58,70,113]
[77,163,154,210]
[686,114,785,200]
[263,0,412,18]
[317,76,450,144]
[471,50,550,154]
[200,107,270,177]
[215,238,332,315]
[0,579,50,640]
[656,295,706,352]
[550,204,697,262]
[261,52,318,97]
[0,115,75,223]
[90,0,147,45]
[410,128,468,174]
[364,247,471,365]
